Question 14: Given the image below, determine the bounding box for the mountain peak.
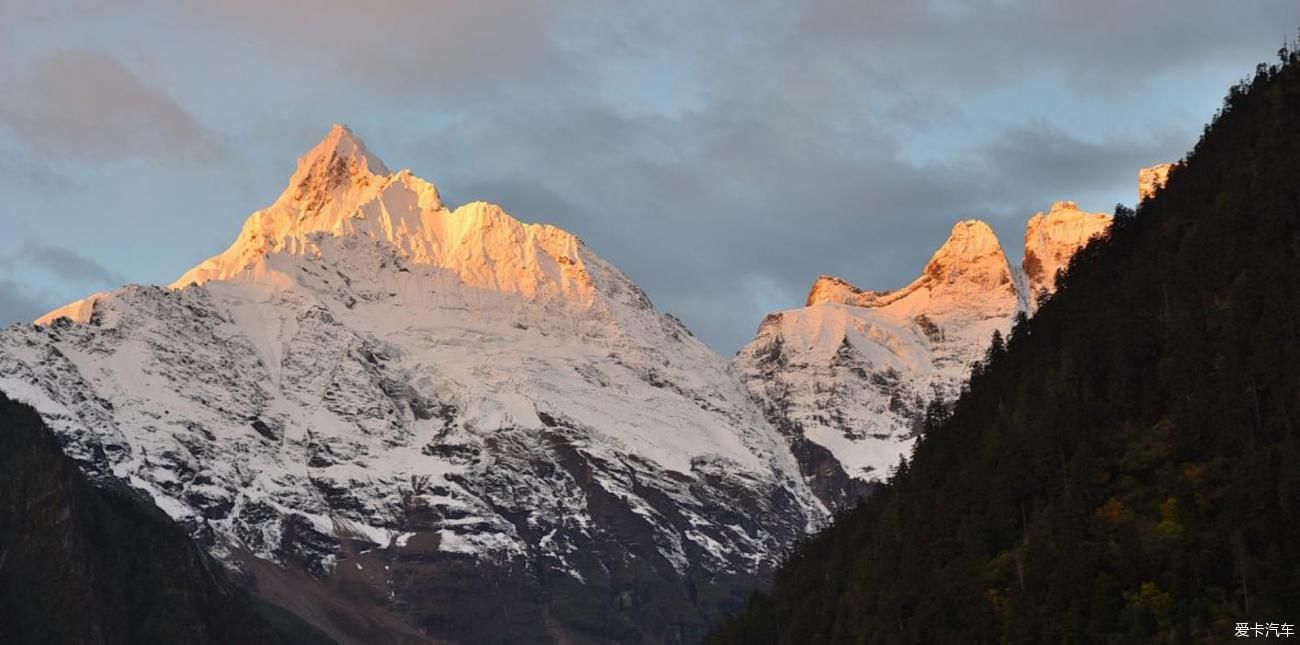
[313,123,388,174]
[738,223,1017,491]
[162,125,614,312]
[1139,163,1173,201]
[280,124,390,208]
[802,220,1014,314]
[921,219,1011,290]
[806,275,866,307]
[1032,200,1106,222]
[1023,201,1112,296]
[937,219,1000,251]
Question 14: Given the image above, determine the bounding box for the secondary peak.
[1139,163,1174,201]
[806,275,865,307]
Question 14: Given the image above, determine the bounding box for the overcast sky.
[1,1,1297,353]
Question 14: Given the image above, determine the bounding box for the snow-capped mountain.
[0,125,824,644]
[735,205,1113,507]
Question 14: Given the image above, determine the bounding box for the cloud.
[0,150,71,191]
[16,240,125,287]
[411,55,1209,351]
[174,0,570,99]
[421,93,988,344]
[1,1,1297,353]
[969,123,1191,210]
[0,241,120,327]
[0,50,221,160]
[395,0,1298,352]
[186,1,1299,101]
[785,0,1300,94]
[0,279,56,327]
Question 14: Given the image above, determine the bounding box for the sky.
[1,1,1298,353]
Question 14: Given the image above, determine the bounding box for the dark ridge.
[0,390,333,645]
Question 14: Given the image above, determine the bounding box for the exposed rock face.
[3,125,824,644]
[736,210,1114,508]
[921,219,1018,294]
[805,274,867,307]
[1139,163,1174,201]
[1024,201,1113,298]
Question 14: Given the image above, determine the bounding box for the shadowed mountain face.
[708,50,1300,644]
[0,391,332,645]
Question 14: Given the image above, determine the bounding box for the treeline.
[708,39,1300,644]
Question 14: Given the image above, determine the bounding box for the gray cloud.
[426,100,933,329]
[0,50,221,160]
[0,240,121,326]
[968,124,1192,212]
[17,240,125,287]
[174,0,570,99]
[0,279,56,328]
[188,1,1299,100]
[2,1,1298,353]
[786,0,1300,94]
[424,97,1188,351]
[403,1,1296,352]
[0,152,72,191]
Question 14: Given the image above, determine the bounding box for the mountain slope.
[708,48,1300,644]
[0,391,333,645]
[735,209,1111,507]
[1,126,824,644]
[734,221,1018,502]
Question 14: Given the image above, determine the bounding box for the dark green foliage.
[0,391,333,645]
[709,40,1300,645]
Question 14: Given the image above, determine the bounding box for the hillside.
[708,45,1300,644]
[0,391,333,644]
